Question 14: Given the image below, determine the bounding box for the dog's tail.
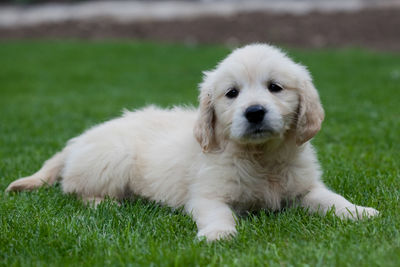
[6,149,67,192]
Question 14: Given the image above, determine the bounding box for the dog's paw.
[197,225,237,241]
[82,197,105,208]
[336,205,379,220]
[6,176,43,192]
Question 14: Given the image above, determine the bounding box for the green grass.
[0,41,399,266]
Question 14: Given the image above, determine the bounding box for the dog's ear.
[194,72,217,152]
[296,79,325,145]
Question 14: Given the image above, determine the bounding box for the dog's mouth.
[242,125,276,141]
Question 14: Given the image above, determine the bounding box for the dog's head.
[194,44,324,152]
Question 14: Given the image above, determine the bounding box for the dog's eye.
[268,82,283,93]
[225,88,239,99]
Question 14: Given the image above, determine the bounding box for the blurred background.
[1,0,399,51]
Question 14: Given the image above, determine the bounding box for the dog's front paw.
[336,205,379,220]
[197,224,237,241]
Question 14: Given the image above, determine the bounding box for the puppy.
[6,44,379,241]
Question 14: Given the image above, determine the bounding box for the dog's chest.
[231,157,292,211]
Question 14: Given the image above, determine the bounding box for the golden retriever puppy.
[6,44,378,241]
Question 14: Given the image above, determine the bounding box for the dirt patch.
[1,8,399,51]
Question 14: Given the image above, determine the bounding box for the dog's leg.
[186,198,237,241]
[6,150,66,192]
[300,185,379,220]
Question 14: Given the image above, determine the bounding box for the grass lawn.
[0,41,399,266]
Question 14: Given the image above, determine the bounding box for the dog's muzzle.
[241,105,278,141]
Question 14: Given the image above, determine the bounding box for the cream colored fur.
[6,44,378,241]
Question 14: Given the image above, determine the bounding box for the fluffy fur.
[6,44,378,241]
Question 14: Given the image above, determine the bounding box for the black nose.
[245,105,266,124]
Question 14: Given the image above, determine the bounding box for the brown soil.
[1,8,400,51]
